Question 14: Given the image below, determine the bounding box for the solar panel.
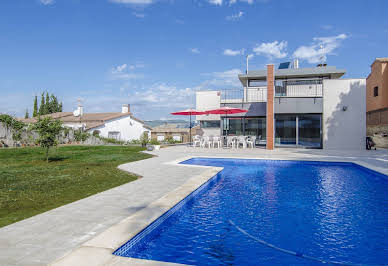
[278,62,291,69]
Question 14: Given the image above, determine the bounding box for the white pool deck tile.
[0,146,387,266]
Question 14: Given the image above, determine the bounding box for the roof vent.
[122,104,130,114]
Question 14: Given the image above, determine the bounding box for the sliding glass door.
[275,115,297,145]
[275,114,322,148]
[298,114,321,148]
[244,118,266,141]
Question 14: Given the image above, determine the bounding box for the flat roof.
[238,66,346,86]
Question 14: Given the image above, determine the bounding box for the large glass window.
[298,114,321,148]
[223,118,243,135]
[275,115,296,145]
[244,118,266,141]
[200,120,220,128]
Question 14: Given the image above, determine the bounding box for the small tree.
[33,96,38,117]
[39,92,45,115]
[25,109,29,119]
[140,132,149,147]
[33,117,62,162]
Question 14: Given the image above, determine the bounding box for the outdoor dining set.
[192,135,261,149]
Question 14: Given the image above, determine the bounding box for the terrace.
[221,78,323,104]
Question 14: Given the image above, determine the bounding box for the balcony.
[221,78,323,103]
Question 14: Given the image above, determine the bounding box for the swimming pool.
[114,158,388,265]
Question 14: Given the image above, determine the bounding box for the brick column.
[266,64,274,150]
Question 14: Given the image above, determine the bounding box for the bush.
[0,114,25,142]
[165,136,181,144]
[74,129,90,142]
[127,139,141,145]
[92,130,100,137]
[149,139,160,145]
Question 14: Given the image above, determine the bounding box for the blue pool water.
[114,158,388,265]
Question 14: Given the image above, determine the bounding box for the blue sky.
[0,0,387,120]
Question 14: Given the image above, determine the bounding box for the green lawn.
[0,145,152,228]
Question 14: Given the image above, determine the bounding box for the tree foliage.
[74,129,90,142]
[35,92,62,116]
[32,117,62,162]
[33,96,38,117]
[140,132,149,147]
[0,114,25,141]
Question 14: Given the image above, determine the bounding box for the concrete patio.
[0,146,387,265]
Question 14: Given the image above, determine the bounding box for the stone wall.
[367,124,388,148]
[0,123,109,148]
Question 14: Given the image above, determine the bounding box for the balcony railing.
[275,79,323,97]
[221,78,323,103]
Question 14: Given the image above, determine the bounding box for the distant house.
[151,124,199,143]
[21,104,151,142]
[366,58,388,147]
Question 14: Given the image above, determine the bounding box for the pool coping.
[50,155,387,266]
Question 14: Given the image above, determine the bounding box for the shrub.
[74,129,90,142]
[149,139,160,145]
[92,130,100,137]
[0,114,25,142]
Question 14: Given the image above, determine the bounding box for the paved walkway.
[0,146,387,265]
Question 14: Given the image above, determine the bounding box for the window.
[108,131,120,140]
[157,135,165,141]
[374,86,379,97]
[172,135,181,141]
[200,120,220,128]
[248,79,266,87]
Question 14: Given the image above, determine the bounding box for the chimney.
[122,104,130,113]
[73,105,83,117]
[78,105,83,116]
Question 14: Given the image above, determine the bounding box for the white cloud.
[40,0,54,5]
[253,40,288,59]
[223,49,242,56]
[226,11,244,21]
[210,0,255,5]
[111,63,144,80]
[230,0,254,4]
[190,48,200,54]
[208,0,223,5]
[109,0,153,5]
[293,33,348,64]
[198,68,243,88]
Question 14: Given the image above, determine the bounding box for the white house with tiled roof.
[21,104,151,142]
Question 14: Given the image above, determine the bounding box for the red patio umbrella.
[171,109,206,143]
[206,106,248,136]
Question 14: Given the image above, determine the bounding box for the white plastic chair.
[226,136,236,148]
[246,136,256,148]
[201,136,211,148]
[192,135,201,147]
[237,136,247,148]
[212,136,222,148]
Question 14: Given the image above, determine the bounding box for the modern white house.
[21,104,151,142]
[196,63,366,150]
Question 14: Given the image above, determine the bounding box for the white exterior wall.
[323,79,366,150]
[196,91,220,121]
[88,116,150,141]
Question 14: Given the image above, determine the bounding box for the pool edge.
[49,155,387,266]
[49,157,223,266]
